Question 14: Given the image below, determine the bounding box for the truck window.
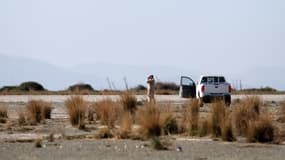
[219,77,225,82]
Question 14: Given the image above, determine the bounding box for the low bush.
[247,115,275,143]
[68,83,94,92]
[221,113,236,142]
[151,137,169,150]
[19,81,45,91]
[137,103,161,138]
[95,128,114,139]
[26,100,52,125]
[182,99,199,136]
[118,111,133,139]
[120,92,137,114]
[232,96,261,136]
[17,109,26,125]
[159,106,179,135]
[65,96,87,129]
[198,118,210,137]
[210,101,226,137]
[0,105,8,120]
[94,98,117,128]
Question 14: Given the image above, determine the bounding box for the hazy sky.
[0,0,284,73]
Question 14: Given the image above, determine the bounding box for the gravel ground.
[0,139,284,160]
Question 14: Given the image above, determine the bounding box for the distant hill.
[0,54,284,91]
[0,54,99,90]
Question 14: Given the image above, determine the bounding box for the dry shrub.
[137,103,161,138]
[232,96,261,136]
[26,100,52,125]
[17,109,26,125]
[65,96,86,129]
[247,115,275,143]
[221,112,236,142]
[94,98,117,128]
[118,111,133,139]
[280,101,285,122]
[198,118,210,137]
[183,99,199,136]
[151,136,170,150]
[159,105,179,135]
[0,105,8,123]
[95,128,114,139]
[210,101,226,137]
[120,92,137,114]
[34,139,42,148]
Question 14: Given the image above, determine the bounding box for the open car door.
[179,76,196,98]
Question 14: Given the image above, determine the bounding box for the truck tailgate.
[204,83,229,94]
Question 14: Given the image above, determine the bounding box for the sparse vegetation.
[34,139,42,148]
[232,96,261,136]
[183,99,200,136]
[93,98,117,128]
[280,101,285,122]
[151,137,169,150]
[221,112,236,142]
[159,105,179,135]
[68,83,94,92]
[247,115,275,143]
[17,109,26,125]
[19,81,45,92]
[120,92,137,114]
[0,105,8,123]
[210,101,226,137]
[198,118,210,137]
[137,103,161,138]
[118,111,133,139]
[65,96,87,129]
[95,128,114,139]
[26,100,52,125]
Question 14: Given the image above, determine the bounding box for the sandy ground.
[0,94,285,160]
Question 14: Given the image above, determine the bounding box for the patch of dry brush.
[0,104,8,123]
[93,98,117,128]
[182,99,199,136]
[26,100,52,125]
[65,96,87,129]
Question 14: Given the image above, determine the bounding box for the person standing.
[146,75,155,102]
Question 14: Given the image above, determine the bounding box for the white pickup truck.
[179,75,232,106]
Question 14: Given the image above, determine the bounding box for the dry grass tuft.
[95,128,114,139]
[26,100,53,125]
[151,136,170,150]
[247,115,275,143]
[137,103,161,138]
[221,112,236,142]
[94,98,117,128]
[210,101,226,137]
[17,109,26,125]
[232,96,261,136]
[280,101,285,123]
[117,111,133,139]
[0,105,8,123]
[65,96,87,129]
[120,92,137,114]
[159,104,179,135]
[34,139,42,148]
[183,99,199,136]
[198,118,210,137]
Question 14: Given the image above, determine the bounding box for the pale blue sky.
[0,0,285,89]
